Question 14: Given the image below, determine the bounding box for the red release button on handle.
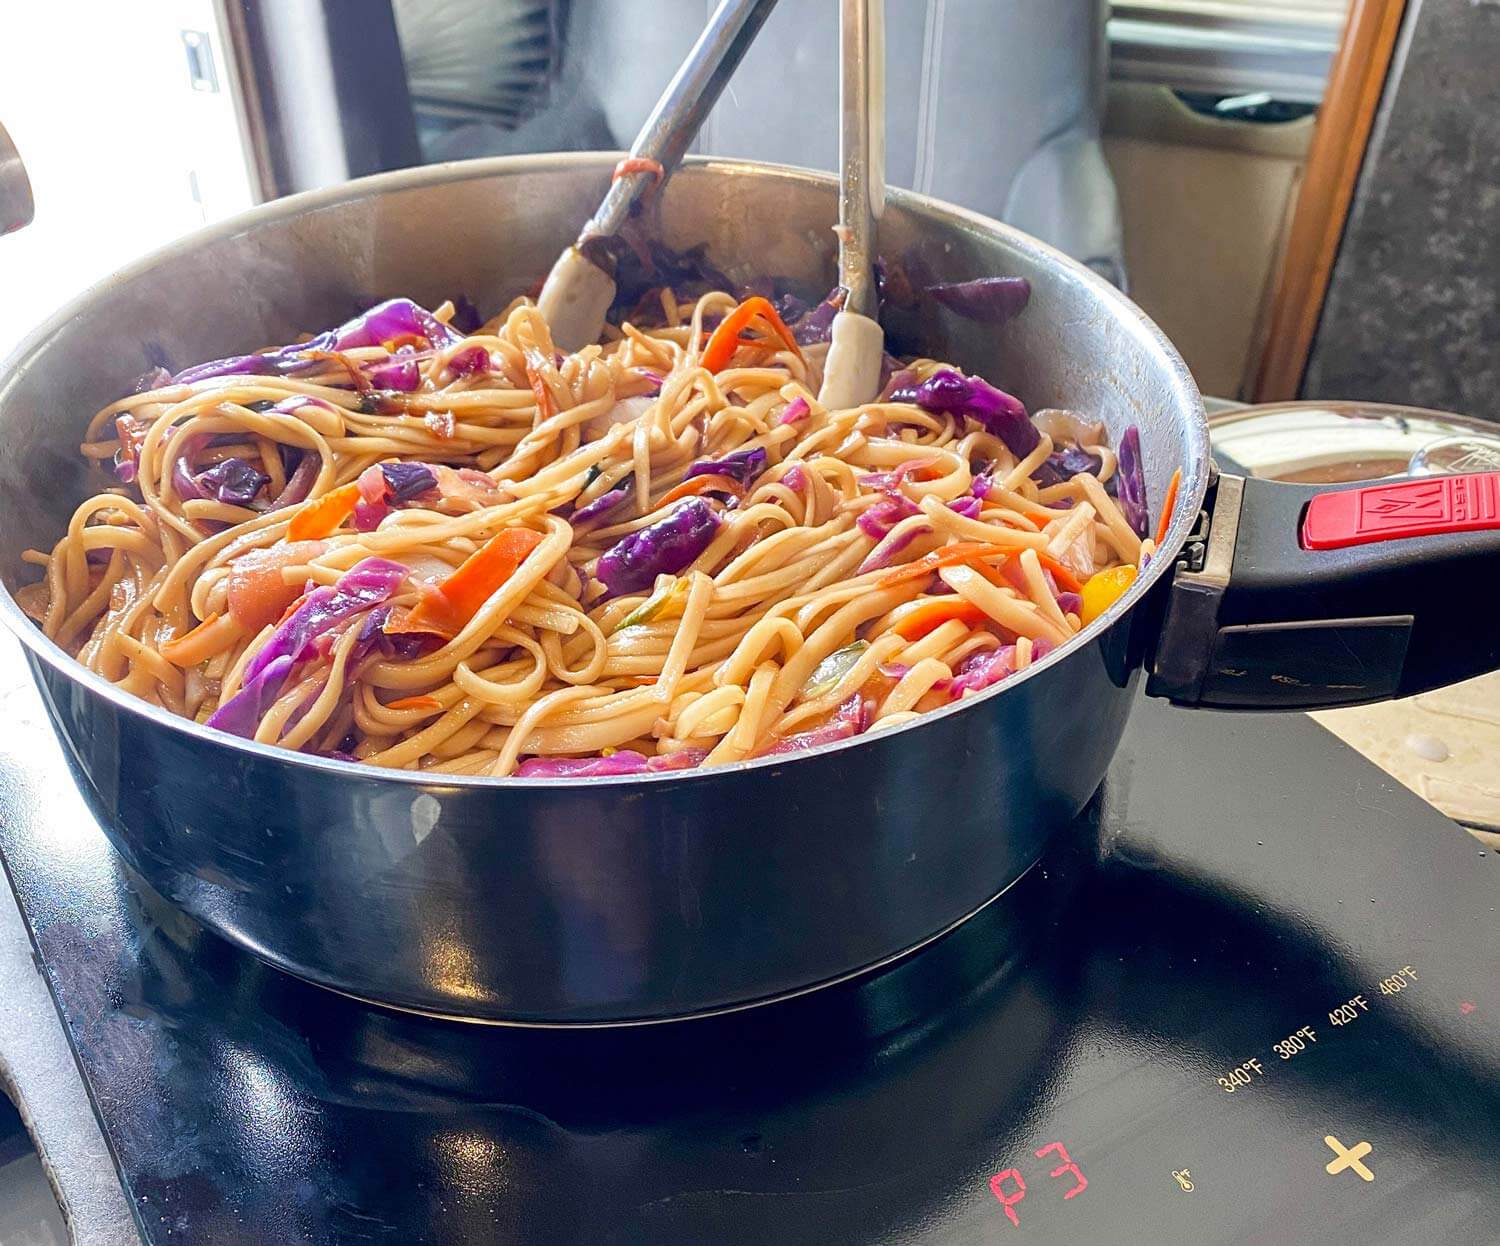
[1301,472,1500,550]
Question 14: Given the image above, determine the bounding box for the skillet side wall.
[28,627,1136,1022]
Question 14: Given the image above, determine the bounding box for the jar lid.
[1208,400,1500,484]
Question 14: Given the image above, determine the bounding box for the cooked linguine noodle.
[17,285,1158,777]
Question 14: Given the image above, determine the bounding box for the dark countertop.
[1,634,1497,1244]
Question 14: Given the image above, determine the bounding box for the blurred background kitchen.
[2,0,1496,415]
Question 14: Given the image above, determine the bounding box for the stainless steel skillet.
[1,155,1493,1023]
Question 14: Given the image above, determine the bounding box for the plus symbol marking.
[1324,1135,1374,1181]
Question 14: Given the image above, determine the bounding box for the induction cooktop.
[0,640,1495,1245]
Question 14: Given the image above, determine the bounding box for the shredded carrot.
[972,559,1013,590]
[524,348,554,420]
[380,604,435,639]
[612,156,666,186]
[1034,552,1084,594]
[891,599,988,641]
[700,296,803,373]
[656,473,746,507]
[394,527,545,638]
[875,540,1084,595]
[287,482,362,541]
[294,349,372,392]
[381,333,427,352]
[1154,468,1182,548]
[875,542,1011,589]
[386,693,442,712]
[161,612,241,667]
[867,457,942,485]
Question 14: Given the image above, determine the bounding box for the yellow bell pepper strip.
[700,296,803,373]
[655,473,747,508]
[1154,468,1182,548]
[287,482,363,541]
[1080,564,1138,625]
[388,527,545,639]
[888,599,988,641]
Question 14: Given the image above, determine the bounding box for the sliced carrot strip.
[1154,468,1182,548]
[381,603,448,640]
[1030,551,1083,594]
[874,540,1085,595]
[386,693,442,711]
[161,612,242,667]
[890,599,988,641]
[875,541,1010,589]
[287,481,362,541]
[294,349,372,391]
[396,527,545,638]
[863,457,942,487]
[656,473,746,507]
[524,348,555,420]
[381,333,428,352]
[972,559,1013,590]
[700,296,803,373]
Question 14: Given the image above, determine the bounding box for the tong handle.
[837,0,885,318]
[581,0,780,247]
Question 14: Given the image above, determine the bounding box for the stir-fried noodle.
[18,287,1161,777]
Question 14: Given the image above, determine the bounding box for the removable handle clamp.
[1148,471,1500,710]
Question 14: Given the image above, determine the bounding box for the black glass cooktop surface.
[0,650,1495,1245]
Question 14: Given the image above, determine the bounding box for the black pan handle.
[1147,470,1500,709]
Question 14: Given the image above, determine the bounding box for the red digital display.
[988,1141,1088,1228]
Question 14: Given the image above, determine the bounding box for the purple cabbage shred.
[683,446,767,487]
[379,461,439,502]
[1115,426,1150,538]
[171,298,462,385]
[205,655,295,738]
[927,276,1031,325]
[595,497,721,598]
[888,368,1039,459]
[242,557,409,686]
[571,485,631,529]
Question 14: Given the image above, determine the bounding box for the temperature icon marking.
[1171,1170,1195,1192]
[1324,1135,1375,1182]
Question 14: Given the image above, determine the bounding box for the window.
[1109,0,1352,103]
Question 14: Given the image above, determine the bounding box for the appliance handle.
[1146,471,1500,709]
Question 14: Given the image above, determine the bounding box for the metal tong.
[536,0,779,351]
[817,0,887,409]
